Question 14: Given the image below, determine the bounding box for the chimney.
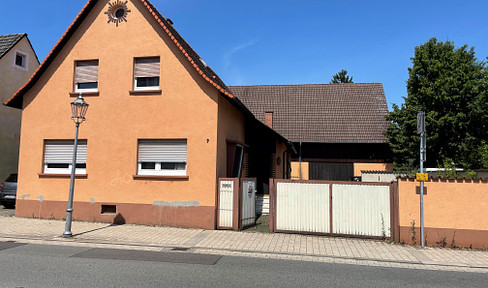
[265,112,273,128]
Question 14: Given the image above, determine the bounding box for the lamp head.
[71,93,89,124]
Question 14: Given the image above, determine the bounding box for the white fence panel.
[241,180,256,227]
[218,180,234,228]
[332,184,390,237]
[276,182,330,233]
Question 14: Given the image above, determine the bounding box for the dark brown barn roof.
[230,83,389,144]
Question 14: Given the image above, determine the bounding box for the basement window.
[101,205,117,214]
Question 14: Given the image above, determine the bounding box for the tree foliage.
[330,69,354,84]
[386,38,488,170]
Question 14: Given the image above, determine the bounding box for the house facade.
[4,0,290,229]
[0,34,39,181]
[231,84,393,182]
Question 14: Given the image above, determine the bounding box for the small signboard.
[416,173,428,181]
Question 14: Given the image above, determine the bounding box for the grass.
[243,214,270,233]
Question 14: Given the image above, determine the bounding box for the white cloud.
[223,40,257,71]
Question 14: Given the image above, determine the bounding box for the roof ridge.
[229,83,383,88]
[0,33,26,37]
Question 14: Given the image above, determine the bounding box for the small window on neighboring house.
[14,50,28,69]
[138,139,187,176]
[134,57,160,91]
[74,60,99,92]
[44,140,87,174]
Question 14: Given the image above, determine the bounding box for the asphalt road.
[0,242,486,287]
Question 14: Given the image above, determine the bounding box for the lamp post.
[63,94,89,238]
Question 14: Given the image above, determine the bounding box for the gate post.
[269,178,275,233]
[391,180,400,243]
[232,178,240,230]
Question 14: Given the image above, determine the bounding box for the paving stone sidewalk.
[0,216,487,273]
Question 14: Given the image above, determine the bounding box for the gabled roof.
[230,83,389,144]
[4,0,233,108]
[0,33,26,59]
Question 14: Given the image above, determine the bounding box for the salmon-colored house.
[4,0,292,229]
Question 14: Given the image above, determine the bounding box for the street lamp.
[63,94,89,238]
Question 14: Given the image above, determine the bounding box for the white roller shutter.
[138,140,186,163]
[44,140,87,164]
[134,57,160,78]
[74,61,98,84]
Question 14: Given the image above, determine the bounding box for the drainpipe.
[299,142,302,180]
[282,150,288,179]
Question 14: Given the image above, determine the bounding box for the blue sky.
[1,0,487,109]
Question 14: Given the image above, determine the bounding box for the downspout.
[299,142,302,180]
[282,150,288,179]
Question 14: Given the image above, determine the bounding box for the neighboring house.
[231,84,393,182]
[4,0,292,229]
[0,33,39,181]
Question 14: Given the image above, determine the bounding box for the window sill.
[70,92,99,97]
[133,175,189,181]
[129,90,162,96]
[38,173,88,179]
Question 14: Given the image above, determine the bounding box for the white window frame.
[133,57,160,91]
[137,162,186,176]
[133,77,160,91]
[44,163,87,175]
[74,60,99,93]
[137,139,187,176]
[74,83,98,93]
[43,140,87,175]
[13,49,28,70]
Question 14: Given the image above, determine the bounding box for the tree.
[386,38,488,171]
[330,69,354,84]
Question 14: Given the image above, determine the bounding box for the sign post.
[417,111,426,248]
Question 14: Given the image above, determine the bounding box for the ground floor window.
[43,140,87,174]
[137,139,187,176]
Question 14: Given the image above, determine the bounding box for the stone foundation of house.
[15,199,216,230]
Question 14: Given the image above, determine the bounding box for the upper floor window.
[14,50,28,70]
[43,140,87,174]
[74,60,99,92]
[134,57,160,91]
[137,139,187,176]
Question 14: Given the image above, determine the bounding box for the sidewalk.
[1,216,487,273]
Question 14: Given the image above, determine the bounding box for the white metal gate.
[241,179,256,228]
[272,180,392,238]
[218,179,235,228]
[332,184,390,237]
[276,182,330,233]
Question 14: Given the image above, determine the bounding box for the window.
[44,140,87,174]
[14,50,28,69]
[138,139,187,176]
[134,57,160,91]
[74,60,99,92]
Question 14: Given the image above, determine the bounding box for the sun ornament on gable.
[105,1,131,27]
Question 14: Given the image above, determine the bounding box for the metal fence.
[269,179,395,238]
[217,178,256,230]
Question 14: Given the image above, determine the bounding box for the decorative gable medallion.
[105,1,131,27]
